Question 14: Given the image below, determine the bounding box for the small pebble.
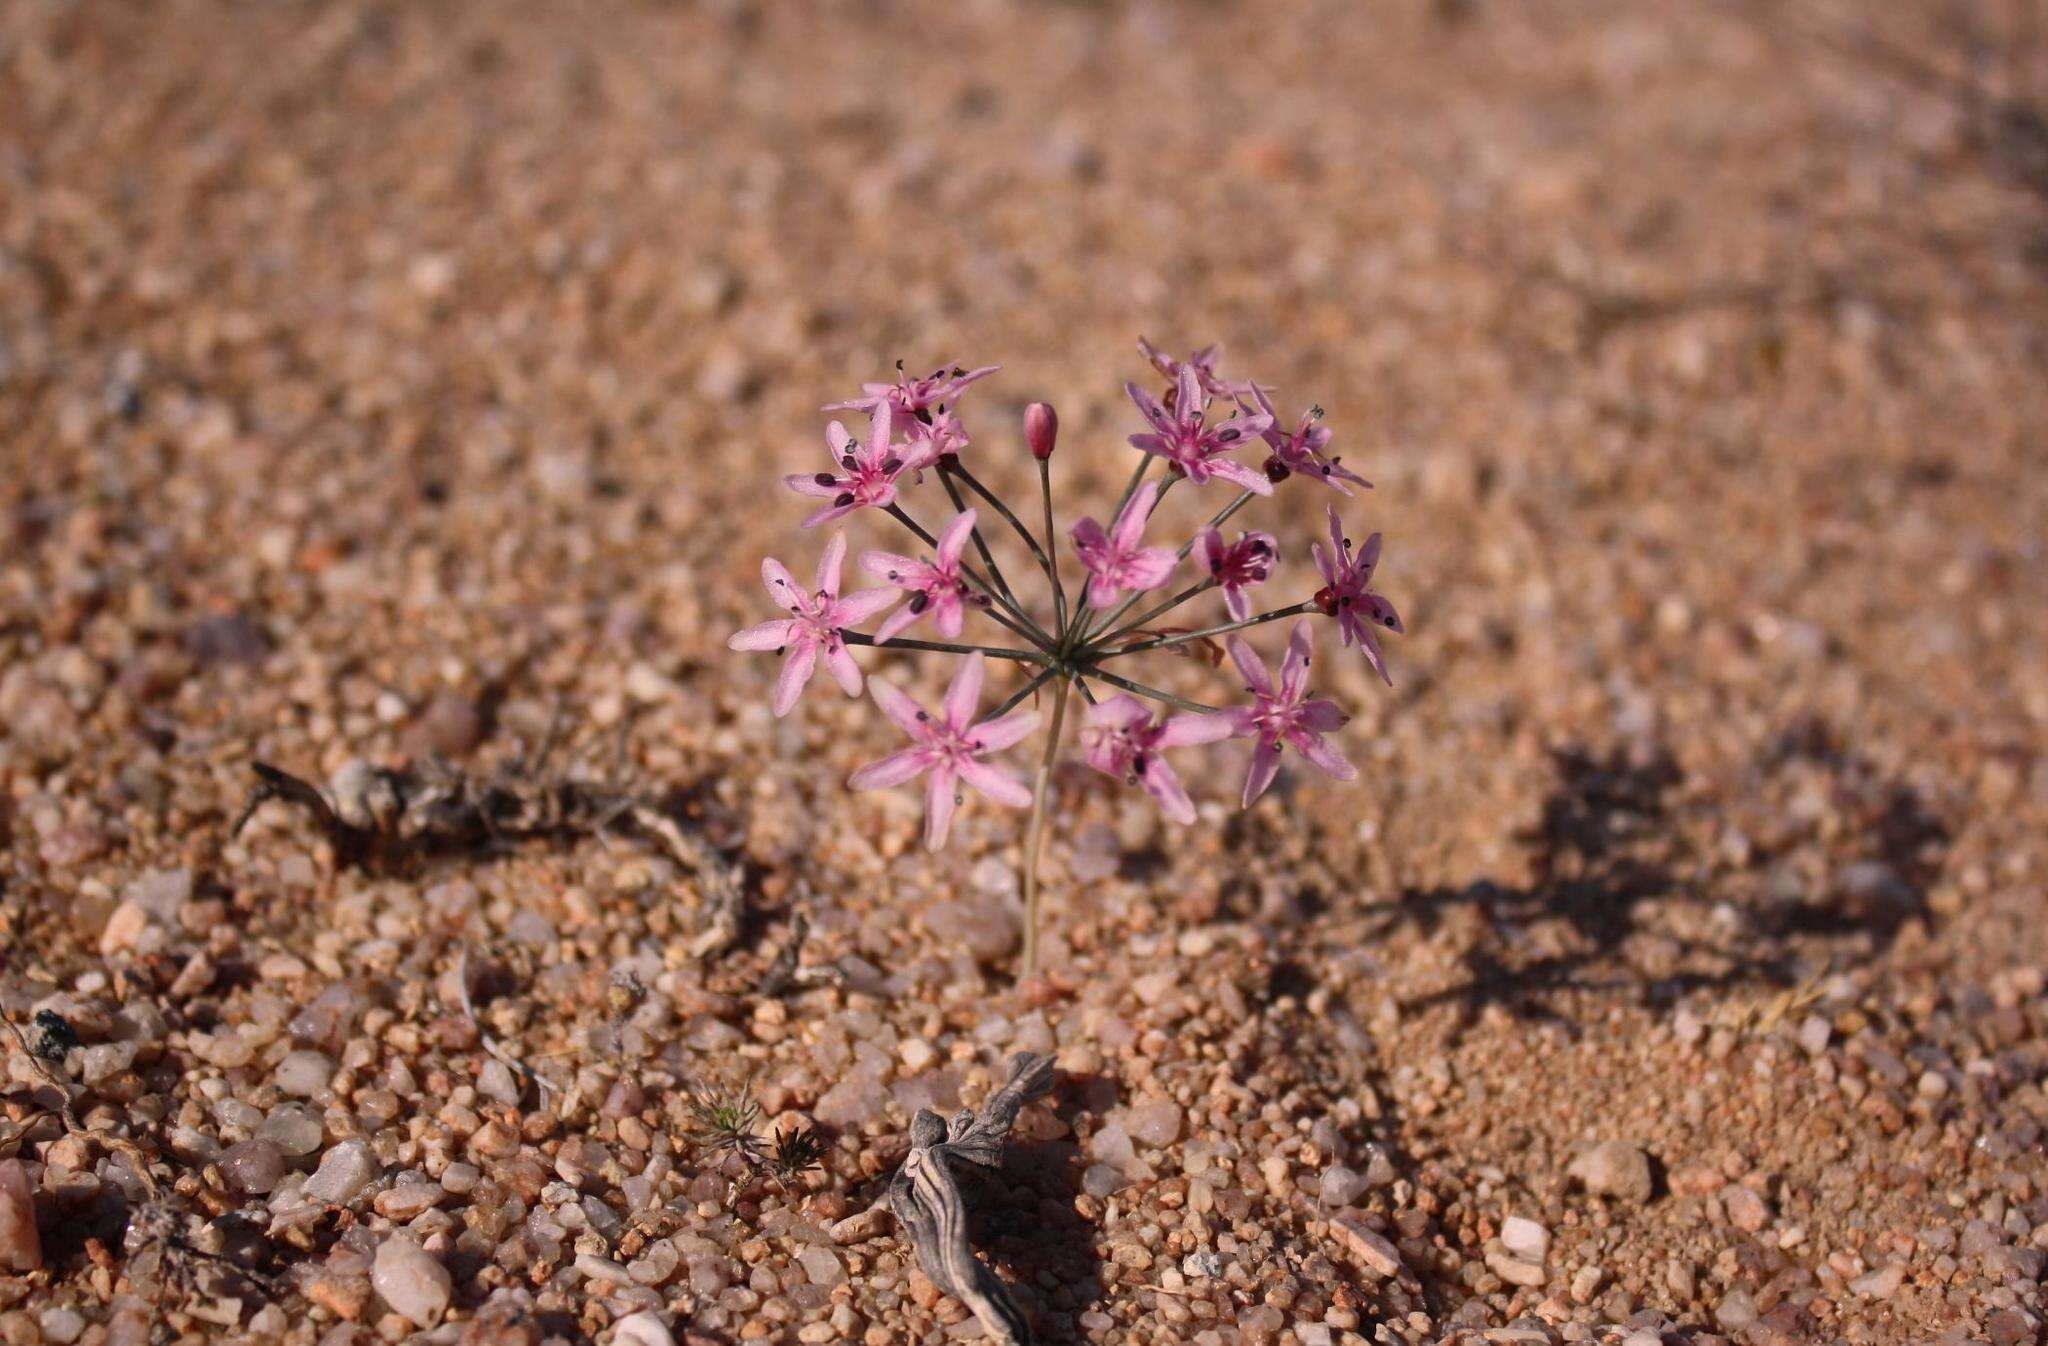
[220,1139,285,1195]
[0,1161,41,1272]
[304,1138,381,1206]
[372,1237,452,1327]
[1568,1140,1654,1204]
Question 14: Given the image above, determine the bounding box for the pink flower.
[1310,505,1403,685]
[1223,621,1356,807]
[827,361,999,466]
[728,532,900,717]
[1071,481,1179,607]
[783,410,910,527]
[861,509,985,643]
[1126,364,1275,494]
[1198,527,1278,621]
[1136,337,1255,401]
[1081,695,1235,823]
[1249,385,1370,495]
[848,654,1041,850]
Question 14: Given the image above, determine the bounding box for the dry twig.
[870,1053,1056,1345]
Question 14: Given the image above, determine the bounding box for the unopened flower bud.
[1024,402,1059,460]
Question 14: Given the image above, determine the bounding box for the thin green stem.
[841,632,1047,663]
[1109,452,1153,521]
[1039,458,1068,636]
[1084,579,1216,654]
[937,466,1023,612]
[1097,600,1316,658]
[988,665,1058,719]
[1020,675,1072,981]
[1078,667,1220,715]
[945,460,1057,581]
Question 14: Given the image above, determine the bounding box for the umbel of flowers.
[731,341,1403,977]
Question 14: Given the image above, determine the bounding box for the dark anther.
[815,472,838,486]
[1265,457,1291,483]
[881,457,903,474]
[908,592,931,614]
[916,407,934,426]
[834,492,855,507]
[1217,429,1238,442]
[841,454,858,470]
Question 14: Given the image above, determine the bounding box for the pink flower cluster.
[730,339,1405,848]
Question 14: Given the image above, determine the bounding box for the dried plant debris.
[232,755,747,958]
[2,1014,160,1195]
[123,1200,280,1309]
[875,1052,1056,1346]
[752,910,847,997]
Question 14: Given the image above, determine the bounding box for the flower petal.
[943,653,986,732]
[1139,757,1197,824]
[1361,593,1403,635]
[1155,710,1236,748]
[923,766,959,850]
[801,500,855,529]
[1227,636,1274,698]
[1288,728,1357,781]
[1297,698,1350,733]
[824,638,864,696]
[772,640,819,717]
[1242,738,1283,807]
[815,531,847,596]
[1204,458,1276,495]
[827,586,900,628]
[1086,694,1151,731]
[1175,364,1201,425]
[1113,481,1159,551]
[1069,515,1109,564]
[937,509,978,568]
[864,406,895,463]
[873,603,921,644]
[1311,540,1337,587]
[1125,380,1172,433]
[1280,620,1315,701]
[966,707,1041,754]
[729,619,799,652]
[784,472,845,499]
[849,748,931,791]
[957,758,1032,808]
[860,550,922,583]
[869,678,930,736]
[1355,531,1383,583]
[1118,546,1179,593]
[1356,627,1392,686]
[761,557,806,612]
[1223,584,1251,622]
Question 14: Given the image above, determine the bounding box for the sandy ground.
[4,2,2048,1344]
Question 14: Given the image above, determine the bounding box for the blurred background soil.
[3,2,2047,1344]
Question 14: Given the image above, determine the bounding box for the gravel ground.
[4,2,2048,1345]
